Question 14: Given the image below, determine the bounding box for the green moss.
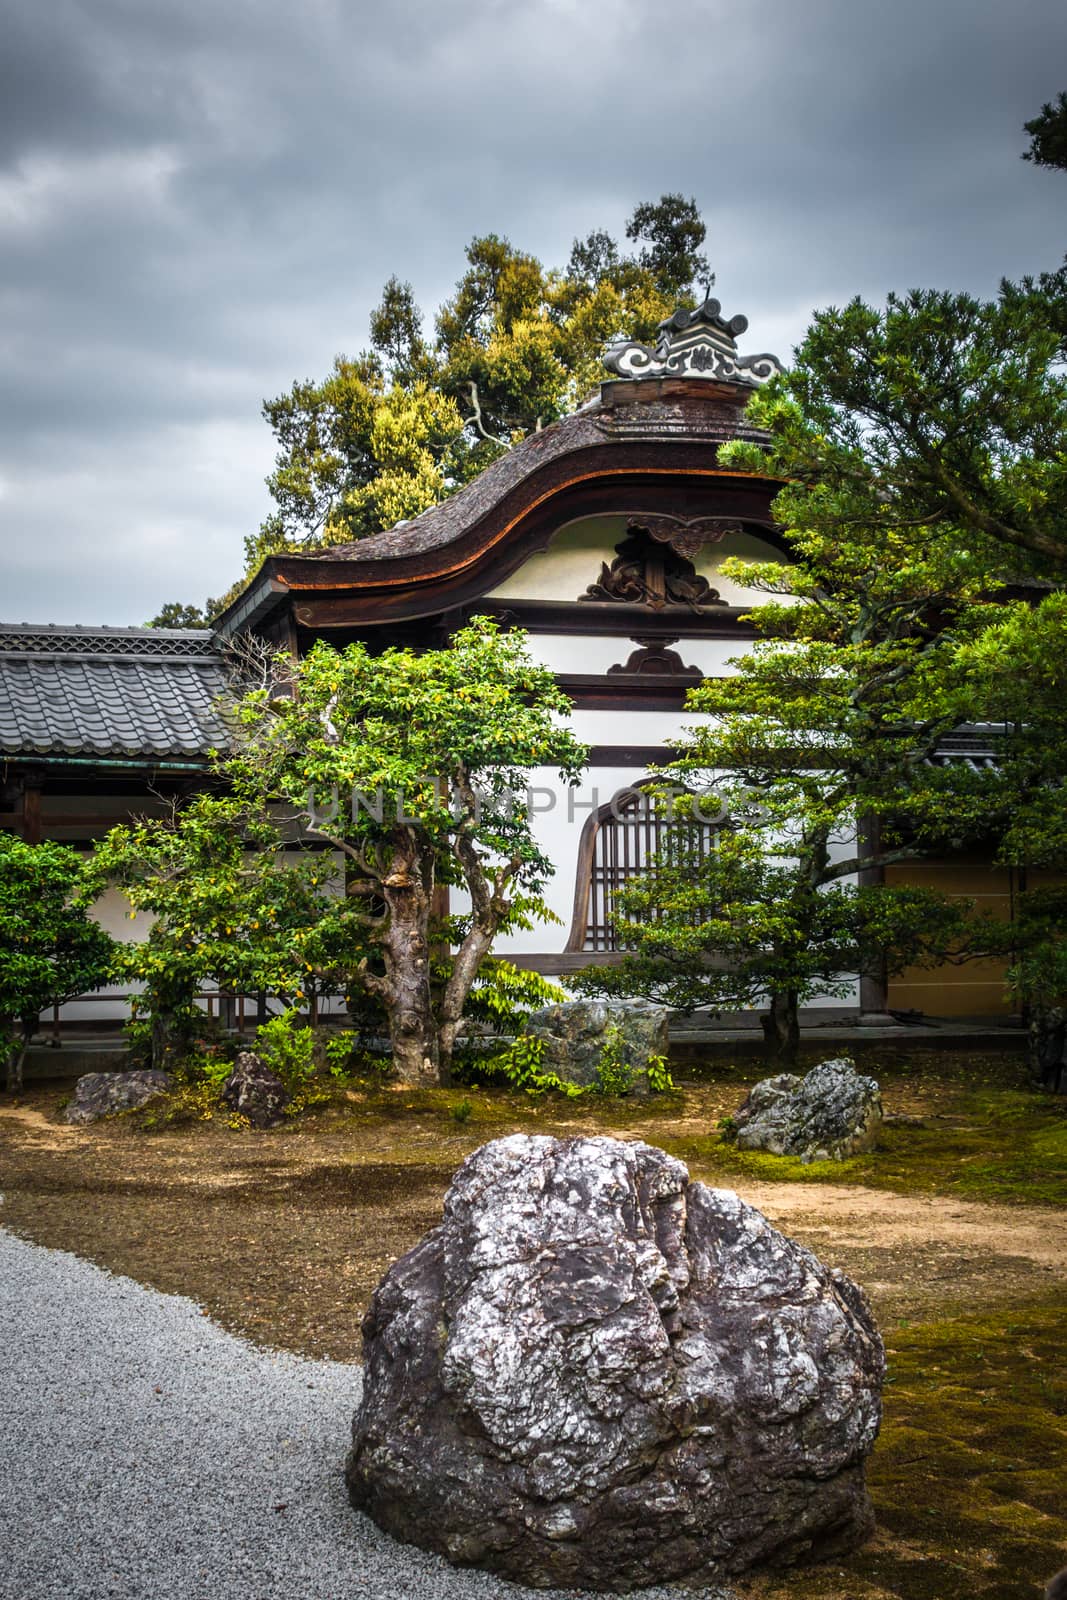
[662,1061,1067,1207]
[755,1301,1067,1598]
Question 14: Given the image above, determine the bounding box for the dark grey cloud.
[1,0,1065,623]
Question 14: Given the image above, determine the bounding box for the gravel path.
[0,1230,731,1600]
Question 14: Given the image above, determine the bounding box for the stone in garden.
[523,998,669,1094]
[65,1069,172,1125]
[733,1057,883,1161]
[219,1051,290,1128]
[346,1133,884,1591]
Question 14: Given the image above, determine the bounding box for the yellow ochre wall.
[885,861,1062,1018]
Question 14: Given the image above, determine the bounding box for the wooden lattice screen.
[582,790,715,952]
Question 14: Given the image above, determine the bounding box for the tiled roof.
[295,395,771,567]
[927,724,1007,771]
[0,625,229,760]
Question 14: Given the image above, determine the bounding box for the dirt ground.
[1,1067,1065,1357]
[1,1052,1065,1599]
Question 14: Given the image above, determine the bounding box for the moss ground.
[744,1302,1067,1600]
[1,1044,1065,1597]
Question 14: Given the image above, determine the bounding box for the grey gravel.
[0,1229,735,1600]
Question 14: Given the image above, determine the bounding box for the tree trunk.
[380,847,442,1087]
[3,1018,29,1095]
[1029,1005,1067,1095]
[438,921,497,1080]
[151,1007,187,1074]
[761,990,800,1064]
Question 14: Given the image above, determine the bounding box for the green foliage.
[646,1054,675,1093]
[574,575,986,1047]
[624,194,710,297]
[144,601,216,629]
[254,1010,315,1092]
[466,1026,674,1099]
[449,1097,473,1125]
[471,1033,584,1098]
[457,957,566,1037]
[721,286,1067,576]
[95,793,347,1071]
[593,1051,634,1097]
[0,835,115,1092]
[1023,89,1067,172]
[590,1021,642,1096]
[1002,888,1067,1064]
[251,356,464,564]
[226,618,586,1082]
[578,275,1067,1056]
[223,196,706,583]
[948,592,1067,869]
[323,1030,357,1078]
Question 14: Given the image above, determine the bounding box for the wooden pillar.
[857,816,892,1022]
[20,771,43,845]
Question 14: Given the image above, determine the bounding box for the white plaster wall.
[487,515,787,607]
[566,707,710,749]
[524,634,751,678]
[494,765,649,955]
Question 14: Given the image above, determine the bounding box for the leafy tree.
[145,601,215,629]
[369,275,435,387]
[225,619,586,1084]
[575,530,986,1057]
[625,194,710,297]
[0,836,115,1093]
[1004,886,1067,1092]
[256,196,708,558]
[252,358,464,565]
[96,795,345,1072]
[167,195,710,617]
[727,287,1067,574]
[947,592,1067,868]
[578,265,1064,1060]
[1023,91,1067,171]
[576,822,969,1058]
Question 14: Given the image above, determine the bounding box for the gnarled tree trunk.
[3,1016,31,1095]
[761,989,800,1064]
[378,838,442,1086]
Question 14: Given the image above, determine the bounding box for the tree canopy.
[96,794,343,1072]
[225,619,587,1082]
[0,836,115,1093]
[574,524,987,1056]
[157,195,709,620]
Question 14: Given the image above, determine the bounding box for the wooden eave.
[216,422,785,638]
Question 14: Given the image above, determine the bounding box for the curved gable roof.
[219,380,784,635]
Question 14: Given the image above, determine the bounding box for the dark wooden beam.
[20,779,42,845]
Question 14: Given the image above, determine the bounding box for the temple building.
[0,301,1022,1027]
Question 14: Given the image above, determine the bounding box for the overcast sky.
[1,0,1064,626]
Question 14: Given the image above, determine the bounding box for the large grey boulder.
[346,1134,884,1591]
[64,1070,172,1125]
[523,999,669,1094]
[220,1051,290,1128]
[733,1058,883,1162]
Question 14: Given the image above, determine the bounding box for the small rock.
[220,1051,290,1127]
[346,1133,884,1591]
[523,999,669,1094]
[734,1057,883,1161]
[65,1070,172,1125]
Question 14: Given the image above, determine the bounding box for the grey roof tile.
[0,626,230,760]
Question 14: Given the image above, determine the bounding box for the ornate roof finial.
[603,297,782,387]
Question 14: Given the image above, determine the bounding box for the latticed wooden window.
[573,787,716,953]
